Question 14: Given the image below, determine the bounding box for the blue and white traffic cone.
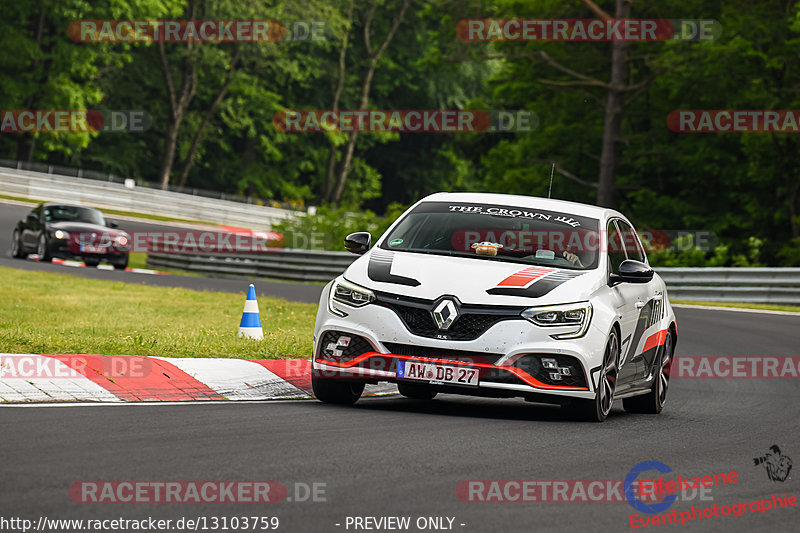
[238,284,263,340]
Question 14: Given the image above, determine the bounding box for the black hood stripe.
[367,250,420,287]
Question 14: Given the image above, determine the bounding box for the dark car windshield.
[44,205,105,226]
[380,201,600,270]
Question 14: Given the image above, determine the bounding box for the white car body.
[312,192,677,420]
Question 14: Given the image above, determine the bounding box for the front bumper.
[313,285,607,401]
[48,239,128,262]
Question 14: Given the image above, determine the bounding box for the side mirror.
[27,213,38,222]
[107,220,119,228]
[344,231,371,255]
[610,259,654,285]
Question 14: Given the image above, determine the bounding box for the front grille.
[382,343,502,365]
[317,330,374,362]
[375,292,525,341]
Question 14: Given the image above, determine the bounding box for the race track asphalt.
[1,200,799,532]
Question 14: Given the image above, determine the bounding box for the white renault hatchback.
[311,193,676,421]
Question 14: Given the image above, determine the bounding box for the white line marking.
[0,398,342,408]
[673,303,800,317]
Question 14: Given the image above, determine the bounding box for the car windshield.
[43,205,105,226]
[380,201,600,270]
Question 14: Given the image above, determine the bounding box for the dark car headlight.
[328,279,375,317]
[521,302,593,339]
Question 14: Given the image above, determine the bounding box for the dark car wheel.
[11,229,25,258]
[113,256,129,270]
[624,330,674,414]
[569,328,619,422]
[311,375,364,405]
[397,381,438,400]
[84,258,100,268]
[37,234,51,262]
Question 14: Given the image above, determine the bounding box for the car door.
[21,206,42,249]
[616,219,660,382]
[606,219,652,385]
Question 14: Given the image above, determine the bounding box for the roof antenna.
[548,162,555,199]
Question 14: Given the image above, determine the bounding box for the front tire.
[312,376,364,405]
[569,328,619,422]
[113,256,129,270]
[397,381,438,400]
[624,330,673,414]
[84,258,100,268]
[37,234,51,262]
[11,230,25,258]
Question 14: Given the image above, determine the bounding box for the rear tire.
[397,381,438,400]
[624,330,673,414]
[11,230,25,258]
[312,376,364,405]
[569,328,619,422]
[84,258,100,268]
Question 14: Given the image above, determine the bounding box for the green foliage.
[1,0,800,265]
[648,235,766,267]
[273,202,406,250]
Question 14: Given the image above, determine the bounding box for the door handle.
[635,301,646,309]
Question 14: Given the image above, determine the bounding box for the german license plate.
[397,360,479,386]
[80,245,105,253]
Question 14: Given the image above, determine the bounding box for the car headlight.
[115,235,129,247]
[521,302,592,339]
[328,279,375,317]
[54,230,69,239]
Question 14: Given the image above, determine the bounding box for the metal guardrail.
[656,267,800,305]
[146,249,357,283]
[0,158,278,207]
[0,167,300,229]
[146,252,800,304]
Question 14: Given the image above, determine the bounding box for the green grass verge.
[127,252,147,270]
[672,299,800,313]
[0,193,215,226]
[0,266,315,358]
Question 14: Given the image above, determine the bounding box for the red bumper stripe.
[317,352,588,391]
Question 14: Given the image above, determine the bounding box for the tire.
[624,330,674,414]
[37,234,51,262]
[397,381,438,400]
[84,258,100,267]
[569,328,619,422]
[311,375,364,405]
[113,255,129,270]
[11,229,25,258]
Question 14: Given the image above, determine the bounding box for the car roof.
[419,192,625,222]
[41,202,100,210]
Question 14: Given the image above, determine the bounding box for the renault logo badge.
[432,299,458,330]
